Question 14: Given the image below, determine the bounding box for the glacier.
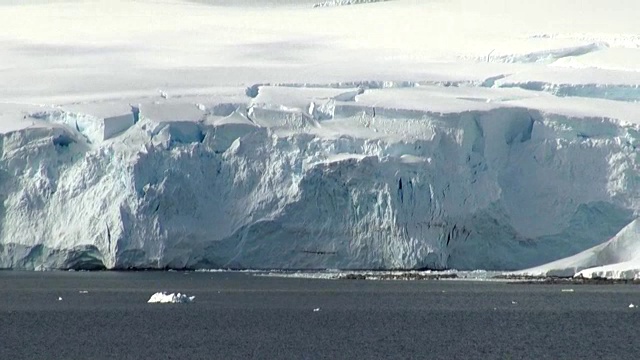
[1,0,640,273]
[2,86,639,271]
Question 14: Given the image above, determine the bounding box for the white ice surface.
[1,0,640,271]
[2,0,639,104]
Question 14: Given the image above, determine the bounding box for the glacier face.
[2,88,639,270]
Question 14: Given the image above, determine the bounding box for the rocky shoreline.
[496,275,640,285]
[336,272,640,284]
[337,273,459,281]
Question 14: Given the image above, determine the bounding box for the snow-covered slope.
[1,0,640,271]
[520,220,640,279]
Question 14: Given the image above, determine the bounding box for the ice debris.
[147,292,195,304]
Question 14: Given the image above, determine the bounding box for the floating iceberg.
[147,292,195,304]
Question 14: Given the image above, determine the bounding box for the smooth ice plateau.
[1,0,640,277]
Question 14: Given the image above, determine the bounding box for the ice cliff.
[2,84,639,271]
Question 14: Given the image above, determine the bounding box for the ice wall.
[103,114,135,141]
[1,93,639,270]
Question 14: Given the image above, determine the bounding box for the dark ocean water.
[1,271,640,360]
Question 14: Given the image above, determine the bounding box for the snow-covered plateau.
[1,0,640,276]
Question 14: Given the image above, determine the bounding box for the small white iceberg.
[629,303,635,309]
[147,292,195,304]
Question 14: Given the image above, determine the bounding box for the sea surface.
[1,271,640,359]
